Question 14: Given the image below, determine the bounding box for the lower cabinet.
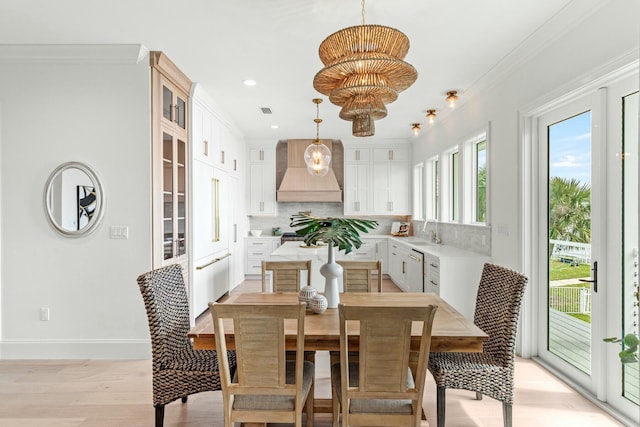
[192,250,231,318]
[245,237,281,275]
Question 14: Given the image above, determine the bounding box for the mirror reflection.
[44,162,104,237]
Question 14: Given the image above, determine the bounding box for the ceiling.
[0,0,582,141]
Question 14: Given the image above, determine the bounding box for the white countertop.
[387,236,488,259]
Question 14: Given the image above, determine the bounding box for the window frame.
[413,162,425,221]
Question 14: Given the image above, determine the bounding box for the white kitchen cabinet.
[387,237,490,319]
[372,147,410,215]
[344,163,370,215]
[344,148,371,215]
[338,240,376,260]
[424,254,440,294]
[248,147,277,216]
[245,236,281,275]
[388,240,411,291]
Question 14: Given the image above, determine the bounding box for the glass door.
[536,73,639,421]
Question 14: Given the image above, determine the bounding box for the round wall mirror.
[44,161,105,237]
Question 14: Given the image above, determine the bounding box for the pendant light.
[304,98,331,176]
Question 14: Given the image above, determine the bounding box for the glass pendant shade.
[304,141,331,176]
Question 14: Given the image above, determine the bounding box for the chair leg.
[436,386,445,427]
[502,402,512,427]
[306,377,314,427]
[181,396,188,403]
[475,391,483,400]
[154,405,165,427]
[331,383,339,427]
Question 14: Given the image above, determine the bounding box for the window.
[475,140,487,222]
[451,151,459,221]
[413,162,424,220]
[462,127,489,224]
[425,157,439,220]
[440,147,459,222]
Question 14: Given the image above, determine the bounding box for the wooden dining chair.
[136,264,236,427]
[209,302,314,427]
[428,263,528,427]
[330,260,383,365]
[337,260,383,292]
[261,260,312,292]
[331,303,438,427]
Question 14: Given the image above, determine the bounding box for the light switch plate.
[110,226,129,239]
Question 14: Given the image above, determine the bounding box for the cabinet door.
[161,132,188,263]
[344,163,370,214]
[372,160,410,214]
[249,160,276,215]
[160,75,188,131]
[388,161,410,213]
[373,148,409,162]
[193,160,216,258]
[344,147,370,163]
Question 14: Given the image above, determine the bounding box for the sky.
[548,111,591,186]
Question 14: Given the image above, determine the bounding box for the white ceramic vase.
[320,242,342,308]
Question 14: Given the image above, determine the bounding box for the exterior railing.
[549,286,591,314]
[550,239,591,265]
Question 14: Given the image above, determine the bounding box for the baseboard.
[0,339,152,359]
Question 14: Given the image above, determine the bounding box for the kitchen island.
[267,241,342,293]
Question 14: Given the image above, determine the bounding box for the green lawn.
[549,259,591,281]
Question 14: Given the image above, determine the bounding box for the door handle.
[578,261,597,292]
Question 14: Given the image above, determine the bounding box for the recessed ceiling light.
[270,124,279,129]
[242,79,257,86]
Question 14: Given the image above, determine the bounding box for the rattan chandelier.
[313,0,417,137]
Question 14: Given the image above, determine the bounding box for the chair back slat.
[262,260,312,292]
[337,260,383,292]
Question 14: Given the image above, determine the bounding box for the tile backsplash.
[414,220,491,256]
[248,202,400,237]
[248,203,492,256]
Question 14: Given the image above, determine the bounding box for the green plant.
[603,288,639,364]
[603,333,639,364]
[289,214,378,254]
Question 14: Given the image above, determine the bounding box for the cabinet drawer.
[247,240,271,248]
[246,262,263,275]
[247,248,269,258]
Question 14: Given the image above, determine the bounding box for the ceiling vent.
[260,107,272,114]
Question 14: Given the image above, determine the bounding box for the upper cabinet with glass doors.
[150,52,192,268]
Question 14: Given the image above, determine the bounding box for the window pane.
[476,140,487,222]
[452,152,459,221]
[435,160,440,221]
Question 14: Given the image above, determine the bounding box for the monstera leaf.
[290,214,378,254]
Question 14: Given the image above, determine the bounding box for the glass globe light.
[304,141,331,176]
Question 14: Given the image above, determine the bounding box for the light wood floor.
[0,280,625,427]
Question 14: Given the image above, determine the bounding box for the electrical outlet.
[40,307,50,321]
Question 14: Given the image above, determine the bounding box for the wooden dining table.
[188,291,487,420]
[189,292,487,353]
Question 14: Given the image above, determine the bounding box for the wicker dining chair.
[428,263,528,427]
[210,302,314,427]
[331,303,438,427]
[136,264,236,427]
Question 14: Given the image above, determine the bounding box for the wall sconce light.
[426,109,437,124]
[446,90,458,108]
[411,123,421,136]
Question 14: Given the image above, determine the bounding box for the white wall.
[411,0,639,270]
[0,45,154,358]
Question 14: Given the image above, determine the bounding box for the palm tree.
[548,177,591,255]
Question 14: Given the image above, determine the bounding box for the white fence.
[550,240,591,265]
[549,286,592,314]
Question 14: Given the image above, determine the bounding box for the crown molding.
[0,44,148,64]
